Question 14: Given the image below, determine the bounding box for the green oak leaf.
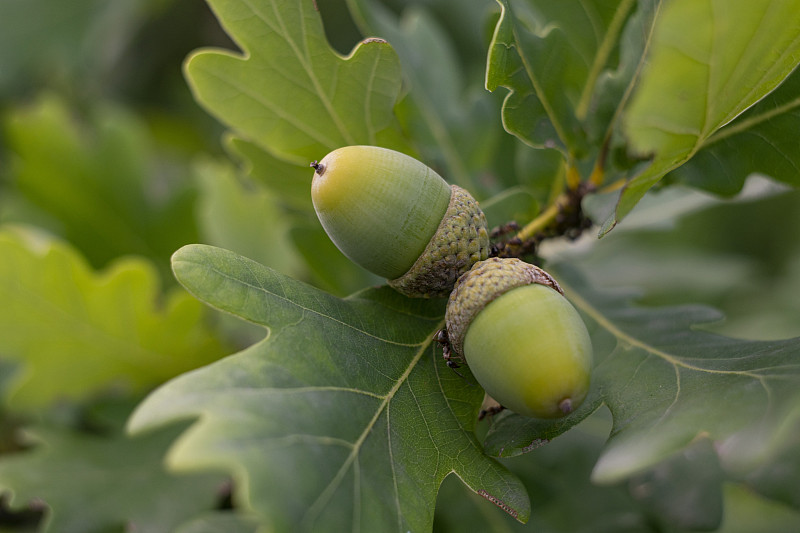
[225,136,314,213]
[486,0,628,155]
[128,244,530,531]
[483,266,800,488]
[3,95,199,277]
[667,66,800,196]
[0,228,226,410]
[346,0,501,193]
[185,0,405,164]
[0,422,225,533]
[610,0,800,232]
[194,157,302,276]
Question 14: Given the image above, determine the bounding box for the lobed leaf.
[0,228,225,410]
[194,157,303,276]
[610,0,800,232]
[484,266,800,489]
[3,95,199,275]
[347,0,502,193]
[185,0,405,164]
[486,0,627,155]
[128,245,531,531]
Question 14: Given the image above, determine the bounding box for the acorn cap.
[445,257,563,357]
[388,185,490,298]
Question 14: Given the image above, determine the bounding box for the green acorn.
[445,258,593,419]
[311,145,490,297]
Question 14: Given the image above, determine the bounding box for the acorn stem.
[516,197,564,242]
[310,161,325,175]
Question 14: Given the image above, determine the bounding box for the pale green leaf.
[0,228,225,410]
[128,244,531,531]
[611,0,800,231]
[194,157,303,276]
[3,95,199,276]
[185,0,405,164]
[667,67,800,196]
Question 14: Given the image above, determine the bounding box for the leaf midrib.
[301,320,443,531]
[562,282,773,387]
[261,0,355,146]
[189,257,422,348]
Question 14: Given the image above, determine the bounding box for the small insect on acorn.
[434,328,464,369]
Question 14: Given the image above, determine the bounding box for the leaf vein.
[301,329,435,528]
[203,259,422,347]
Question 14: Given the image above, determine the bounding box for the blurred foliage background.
[1,0,799,531]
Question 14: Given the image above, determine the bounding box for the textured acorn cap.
[388,185,490,298]
[445,257,563,357]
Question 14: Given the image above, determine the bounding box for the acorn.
[311,146,490,297]
[444,258,593,419]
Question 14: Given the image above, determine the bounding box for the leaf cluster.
[0,1,800,532]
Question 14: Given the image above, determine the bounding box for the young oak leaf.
[186,0,404,164]
[486,0,627,155]
[4,95,199,275]
[0,228,226,410]
[483,266,800,489]
[666,66,800,197]
[128,244,531,532]
[611,0,800,232]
